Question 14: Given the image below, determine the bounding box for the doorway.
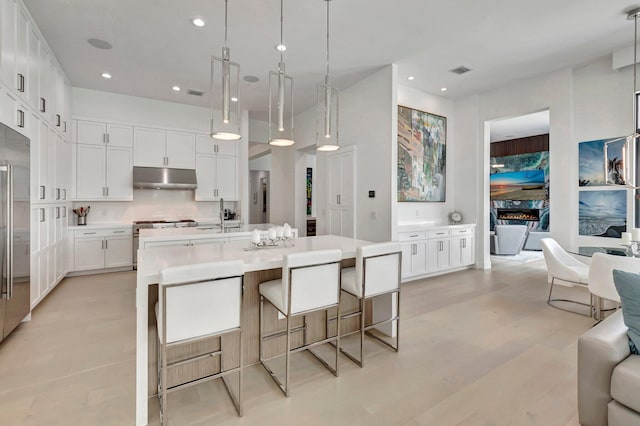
[250,170,270,224]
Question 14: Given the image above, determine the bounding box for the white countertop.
[397,223,476,233]
[139,223,295,242]
[137,235,368,285]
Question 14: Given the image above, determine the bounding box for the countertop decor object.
[448,211,463,225]
[73,206,90,226]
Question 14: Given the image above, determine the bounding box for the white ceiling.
[24,0,638,121]
[490,110,550,142]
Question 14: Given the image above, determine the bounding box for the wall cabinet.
[195,153,237,201]
[399,225,475,281]
[76,120,133,147]
[196,133,236,156]
[76,143,133,200]
[133,127,195,169]
[327,147,356,238]
[72,228,133,272]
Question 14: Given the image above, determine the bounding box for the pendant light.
[210,0,241,141]
[316,0,339,152]
[268,0,295,146]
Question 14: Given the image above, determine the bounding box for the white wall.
[285,65,396,242]
[454,55,635,268]
[249,153,272,171]
[71,88,250,223]
[396,85,457,231]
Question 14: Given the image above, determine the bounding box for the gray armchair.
[490,225,528,255]
[578,310,640,425]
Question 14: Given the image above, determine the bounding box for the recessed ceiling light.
[101,73,112,79]
[171,86,181,92]
[231,97,238,102]
[275,44,287,52]
[440,87,447,92]
[407,76,415,81]
[243,75,260,83]
[87,38,112,50]
[192,17,206,27]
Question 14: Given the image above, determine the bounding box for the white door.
[216,155,237,200]
[133,127,165,167]
[411,242,427,276]
[74,238,105,270]
[106,146,133,200]
[328,155,341,207]
[328,207,341,236]
[107,123,133,148]
[38,46,51,118]
[195,154,215,201]
[76,120,106,145]
[15,6,28,98]
[401,242,413,278]
[55,135,68,197]
[76,144,105,199]
[104,236,132,268]
[0,0,16,88]
[166,131,195,169]
[27,24,40,107]
[46,127,56,201]
[450,236,463,268]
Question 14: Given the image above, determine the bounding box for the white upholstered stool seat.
[155,260,244,424]
[588,252,640,320]
[258,249,342,397]
[339,241,401,367]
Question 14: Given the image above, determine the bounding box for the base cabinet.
[72,228,132,272]
[399,225,475,281]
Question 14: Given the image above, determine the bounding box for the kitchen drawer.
[451,227,474,236]
[398,231,426,241]
[75,228,132,239]
[428,229,450,239]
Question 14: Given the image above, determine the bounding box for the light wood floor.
[0,257,593,425]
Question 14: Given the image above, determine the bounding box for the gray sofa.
[578,310,640,425]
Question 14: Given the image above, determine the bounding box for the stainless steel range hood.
[133,167,197,190]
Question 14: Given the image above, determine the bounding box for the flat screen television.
[490,170,546,201]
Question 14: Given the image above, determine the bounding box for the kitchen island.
[138,223,298,249]
[135,235,370,425]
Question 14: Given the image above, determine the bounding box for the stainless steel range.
[132,219,198,269]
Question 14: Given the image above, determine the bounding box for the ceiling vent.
[186,89,204,96]
[449,66,471,75]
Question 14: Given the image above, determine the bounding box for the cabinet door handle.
[56,114,61,127]
[56,207,60,219]
[39,185,45,200]
[113,230,125,234]
[63,121,67,132]
[39,208,45,223]
[105,187,109,197]
[337,194,341,205]
[17,110,24,128]
[40,97,46,113]
[63,189,67,200]
[104,240,108,250]
[63,207,67,218]
[17,73,24,92]
[55,188,60,200]
[83,232,97,235]
[106,133,110,144]
[409,234,419,238]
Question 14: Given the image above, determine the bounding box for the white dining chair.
[540,238,591,316]
[339,241,402,367]
[588,252,640,320]
[258,249,342,397]
[156,260,244,425]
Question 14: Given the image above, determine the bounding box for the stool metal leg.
[285,314,291,397]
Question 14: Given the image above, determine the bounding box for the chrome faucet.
[219,198,225,229]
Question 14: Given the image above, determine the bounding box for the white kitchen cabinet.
[450,228,475,269]
[166,131,195,169]
[72,228,133,272]
[27,22,39,108]
[0,0,17,90]
[0,83,28,136]
[196,133,237,156]
[76,143,133,200]
[399,225,475,281]
[76,120,133,147]
[134,127,195,169]
[195,153,237,201]
[327,147,356,238]
[15,4,28,101]
[55,134,71,200]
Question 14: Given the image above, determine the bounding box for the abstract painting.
[306,167,312,216]
[578,190,627,238]
[578,137,626,186]
[397,105,446,202]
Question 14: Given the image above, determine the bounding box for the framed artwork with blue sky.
[578,137,626,186]
[578,189,627,237]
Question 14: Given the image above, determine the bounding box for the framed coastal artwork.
[578,189,627,238]
[397,105,446,202]
[578,137,626,186]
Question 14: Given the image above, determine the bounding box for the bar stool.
[339,242,401,367]
[259,249,342,397]
[155,260,244,425]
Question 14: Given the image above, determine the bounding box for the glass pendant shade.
[316,77,339,151]
[210,48,241,141]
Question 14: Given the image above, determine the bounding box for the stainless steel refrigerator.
[0,123,30,344]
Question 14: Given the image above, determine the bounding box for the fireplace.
[497,208,540,221]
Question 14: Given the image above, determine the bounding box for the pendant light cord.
[280,0,284,63]
[224,0,228,46]
[635,14,638,131]
[326,0,330,78]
